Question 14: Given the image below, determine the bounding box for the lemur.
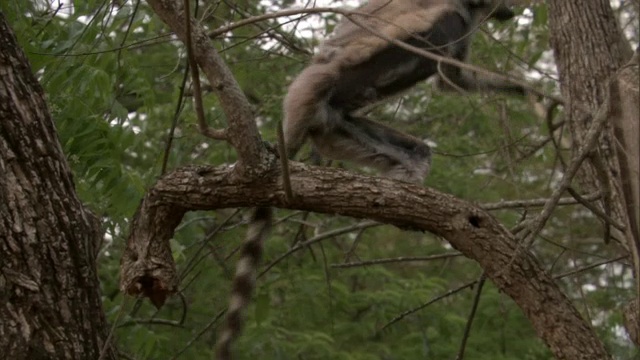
[284,0,524,183]
[216,1,524,359]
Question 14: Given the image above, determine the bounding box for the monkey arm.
[435,62,527,96]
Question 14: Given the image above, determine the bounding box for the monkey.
[215,2,525,358]
[283,0,526,184]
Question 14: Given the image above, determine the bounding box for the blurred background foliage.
[2,0,638,359]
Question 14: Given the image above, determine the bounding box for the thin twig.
[161,57,190,175]
[208,7,338,38]
[456,274,487,360]
[98,296,130,360]
[379,280,478,333]
[184,0,226,140]
[517,102,612,249]
[258,221,380,278]
[588,152,618,243]
[481,193,600,210]
[117,318,185,328]
[553,255,628,280]
[179,209,242,281]
[331,253,462,268]
[378,255,627,335]
[342,226,368,262]
[277,121,293,203]
[567,187,624,231]
[169,309,227,360]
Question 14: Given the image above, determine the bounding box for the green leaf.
[254,292,271,326]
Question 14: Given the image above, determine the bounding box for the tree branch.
[146,0,271,175]
[120,163,610,359]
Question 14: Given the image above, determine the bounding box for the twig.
[456,274,487,360]
[377,255,627,336]
[277,121,293,203]
[481,193,600,210]
[117,318,185,328]
[210,3,311,55]
[553,255,628,280]
[379,280,478,333]
[587,152,618,243]
[98,296,130,360]
[179,209,242,281]
[342,226,368,262]
[436,61,468,94]
[517,100,612,249]
[258,221,380,278]
[331,253,462,268]
[161,56,190,175]
[208,7,339,38]
[169,309,227,360]
[184,0,227,140]
[511,119,565,164]
[567,187,624,231]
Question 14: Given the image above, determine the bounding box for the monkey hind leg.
[310,115,431,184]
[283,63,341,159]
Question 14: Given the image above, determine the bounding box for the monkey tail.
[216,207,273,360]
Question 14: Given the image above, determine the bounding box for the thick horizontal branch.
[121,162,607,359]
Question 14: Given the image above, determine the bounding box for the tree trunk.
[548,0,639,344]
[0,11,116,360]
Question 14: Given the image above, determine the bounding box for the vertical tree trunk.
[615,49,640,347]
[548,0,639,344]
[0,11,116,360]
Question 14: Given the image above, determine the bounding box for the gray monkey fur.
[283,0,524,183]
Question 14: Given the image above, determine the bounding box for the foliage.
[2,0,637,359]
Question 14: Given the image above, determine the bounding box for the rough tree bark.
[548,0,640,344]
[122,164,613,360]
[0,11,117,360]
[120,0,613,359]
